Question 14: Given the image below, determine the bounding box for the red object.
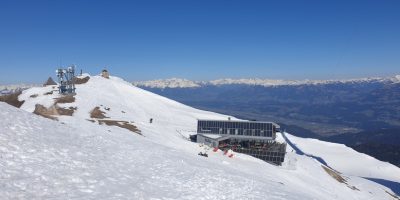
[213,147,218,152]
[224,150,228,155]
[229,154,234,158]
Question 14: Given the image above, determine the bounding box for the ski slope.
[0,74,398,199]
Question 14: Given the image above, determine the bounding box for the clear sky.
[0,0,399,84]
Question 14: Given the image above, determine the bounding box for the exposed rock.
[322,165,359,191]
[30,94,38,98]
[74,76,90,84]
[90,107,108,119]
[0,91,24,108]
[44,91,54,95]
[54,95,75,104]
[33,104,76,120]
[33,104,58,120]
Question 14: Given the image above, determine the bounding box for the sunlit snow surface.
[1,75,399,199]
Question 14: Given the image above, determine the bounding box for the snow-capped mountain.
[1,74,399,199]
[0,84,39,95]
[133,75,400,88]
[133,78,200,89]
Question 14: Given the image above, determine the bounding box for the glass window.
[247,129,252,136]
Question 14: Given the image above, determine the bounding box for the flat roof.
[198,119,280,127]
[198,134,230,141]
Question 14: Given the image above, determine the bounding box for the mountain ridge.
[133,75,400,88]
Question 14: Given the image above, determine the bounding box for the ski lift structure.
[56,65,76,94]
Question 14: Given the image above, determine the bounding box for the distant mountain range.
[0,84,40,95]
[133,75,400,88]
[133,75,400,167]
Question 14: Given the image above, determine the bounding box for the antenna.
[56,64,76,94]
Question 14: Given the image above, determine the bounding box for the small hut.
[43,77,57,86]
[101,69,110,79]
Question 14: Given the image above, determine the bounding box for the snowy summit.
[0,74,399,199]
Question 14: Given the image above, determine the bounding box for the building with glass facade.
[196,119,286,165]
[197,120,280,141]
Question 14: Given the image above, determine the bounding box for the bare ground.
[54,95,75,104]
[98,119,141,135]
[90,107,108,119]
[322,165,360,191]
[33,104,76,120]
[0,91,25,108]
[44,91,54,95]
[74,76,90,84]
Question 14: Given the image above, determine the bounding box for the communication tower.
[56,65,76,94]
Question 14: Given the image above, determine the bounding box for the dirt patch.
[98,119,141,135]
[74,76,90,84]
[90,107,108,119]
[44,91,53,95]
[0,91,25,108]
[30,94,38,98]
[33,104,76,120]
[57,106,76,116]
[322,165,346,183]
[54,95,75,104]
[322,165,360,191]
[33,104,58,120]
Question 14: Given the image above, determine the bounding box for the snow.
[132,78,200,89]
[1,74,400,199]
[284,133,400,183]
[391,75,400,83]
[200,134,228,139]
[0,83,39,90]
[132,75,400,88]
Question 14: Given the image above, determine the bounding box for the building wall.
[196,135,218,147]
[197,120,277,140]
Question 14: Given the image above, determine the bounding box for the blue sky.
[0,0,399,84]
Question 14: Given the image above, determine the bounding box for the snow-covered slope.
[284,133,400,183]
[133,75,400,88]
[1,74,399,199]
